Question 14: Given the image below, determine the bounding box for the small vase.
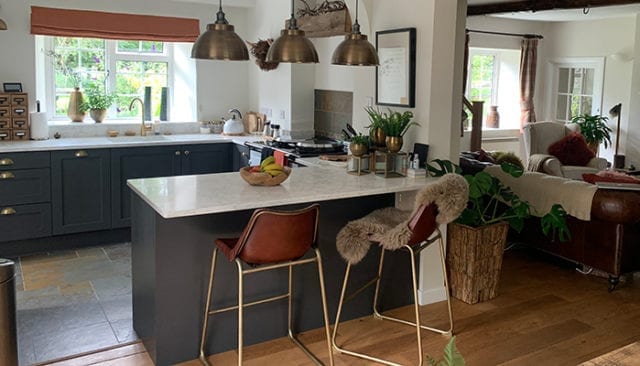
[349,142,368,157]
[90,109,107,123]
[486,106,500,129]
[371,128,386,148]
[67,87,86,122]
[385,136,403,153]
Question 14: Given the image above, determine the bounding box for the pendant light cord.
[288,0,298,30]
[216,0,229,24]
[353,0,361,33]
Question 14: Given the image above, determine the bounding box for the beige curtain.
[31,6,199,42]
[519,37,538,130]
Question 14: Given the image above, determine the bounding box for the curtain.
[31,6,199,42]
[519,37,538,130]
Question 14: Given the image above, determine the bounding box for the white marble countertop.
[0,134,259,153]
[128,167,433,218]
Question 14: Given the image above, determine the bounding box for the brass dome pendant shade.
[266,0,318,64]
[0,18,7,31]
[331,1,378,66]
[191,0,248,60]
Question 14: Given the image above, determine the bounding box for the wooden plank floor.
[47,246,640,365]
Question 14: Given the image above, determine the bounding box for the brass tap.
[129,97,152,136]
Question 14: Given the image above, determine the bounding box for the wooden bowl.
[239,166,291,186]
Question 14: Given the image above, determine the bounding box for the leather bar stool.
[332,174,467,365]
[198,203,334,366]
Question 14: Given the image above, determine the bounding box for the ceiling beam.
[468,0,640,16]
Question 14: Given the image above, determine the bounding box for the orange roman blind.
[30,6,199,42]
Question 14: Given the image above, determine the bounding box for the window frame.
[43,36,174,122]
[545,57,605,124]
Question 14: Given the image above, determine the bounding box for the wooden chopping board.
[320,154,348,161]
[243,112,267,134]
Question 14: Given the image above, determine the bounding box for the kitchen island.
[128,166,437,365]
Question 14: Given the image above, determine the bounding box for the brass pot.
[67,87,86,123]
[370,127,386,147]
[90,109,107,123]
[385,136,403,153]
[349,142,368,157]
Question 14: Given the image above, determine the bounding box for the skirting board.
[418,286,447,305]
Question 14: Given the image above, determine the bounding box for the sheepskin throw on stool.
[336,173,469,264]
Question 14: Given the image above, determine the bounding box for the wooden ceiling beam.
[468,0,640,16]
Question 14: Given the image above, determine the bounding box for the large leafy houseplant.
[571,114,613,149]
[427,159,569,240]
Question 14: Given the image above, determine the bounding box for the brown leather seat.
[215,205,318,264]
[199,204,334,366]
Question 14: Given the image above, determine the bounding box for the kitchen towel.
[274,150,288,167]
[30,112,49,140]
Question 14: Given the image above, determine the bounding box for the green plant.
[349,133,370,145]
[364,106,420,137]
[427,336,465,366]
[571,114,613,149]
[79,85,117,112]
[427,159,570,241]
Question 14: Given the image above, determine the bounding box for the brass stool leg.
[331,262,351,352]
[372,249,386,319]
[199,248,219,366]
[438,235,454,336]
[315,248,335,366]
[407,245,424,366]
[236,259,244,366]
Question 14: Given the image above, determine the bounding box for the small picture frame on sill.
[376,28,416,108]
[3,82,23,93]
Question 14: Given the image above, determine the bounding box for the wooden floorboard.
[54,246,640,365]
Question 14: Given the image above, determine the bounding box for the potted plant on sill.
[80,85,117,123]
[365,107,420,152]
[571,114,613,155]
[428,159,569,304]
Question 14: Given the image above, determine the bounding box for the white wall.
[0,0,250,122]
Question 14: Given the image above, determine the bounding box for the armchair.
[523,121,608,180]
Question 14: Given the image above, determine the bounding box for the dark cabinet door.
[232,144,250,172]
[51,149,111,235]
[181,144,231,175]
[111,146,181,228]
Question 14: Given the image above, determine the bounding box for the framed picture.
[3,82,23,93]
[375,28,416,108]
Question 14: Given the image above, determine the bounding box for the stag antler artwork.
[247,39,279,72]
[297,0,347,17]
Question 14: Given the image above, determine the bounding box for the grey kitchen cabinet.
[111,146,182,228]
[0,151,52,242]
[232,143,250,171]
[111,143,231,227]
[51,149,111,235]
[181,143,231,175]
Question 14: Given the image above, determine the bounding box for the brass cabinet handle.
[184,150,190,156]
[75,150,89,158]
[0,171,15,180]
[175,151,181,156]
[0,158,14,166]
[1,208,17,216]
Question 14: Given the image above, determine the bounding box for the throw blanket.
[528,153,555,172]
[336,173,468,264]
[485,165,597,221]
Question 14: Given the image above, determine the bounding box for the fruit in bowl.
[240,156,291,186]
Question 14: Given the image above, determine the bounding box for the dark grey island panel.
[131,193,416,365]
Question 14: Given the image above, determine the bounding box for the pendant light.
[0,3,7,31]
[191,0,248,60]
[332,0,378,66]
[266,0,318,64]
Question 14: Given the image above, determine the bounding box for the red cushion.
[548,132,595,166]
[583,171,640,184]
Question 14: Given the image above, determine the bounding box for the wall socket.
[279,110,286,119]
[365,96,374,107]
[261,108,272,118]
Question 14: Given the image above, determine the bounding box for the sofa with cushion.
[486,165,640,291]
[523,121,608,180]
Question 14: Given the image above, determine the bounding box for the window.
[466,48,521,130]
[44,36,175,121]
[546,58,604,124]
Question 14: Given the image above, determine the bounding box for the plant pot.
[90,109,107,123]
[385,136,403,153]
[486,105,500,128]
[446,221,509,304]
[67,87,85,123]
[588,142,599,156]
[349,142,368,157]
[370,127,386,148]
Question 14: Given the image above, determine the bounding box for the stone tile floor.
[11,243,135,365]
